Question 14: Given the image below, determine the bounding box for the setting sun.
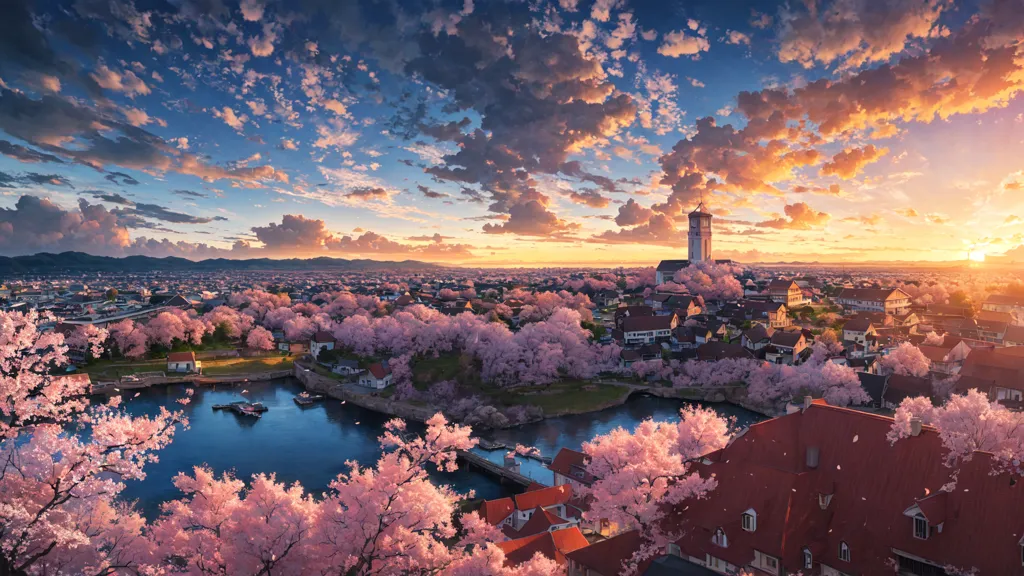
[970,251,987,262]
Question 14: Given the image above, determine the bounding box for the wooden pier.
[455,450,535,488]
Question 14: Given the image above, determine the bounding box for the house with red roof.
[663,399,1024,575]
[496,526,589,567]
[357,361,392,389]
[479,483,577,532]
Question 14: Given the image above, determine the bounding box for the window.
[803,547,813,569]
[741,510,757,532]
[712,528,728,548]
[819,493,833,510]
[914,515,930,540]
[839,541,851,562]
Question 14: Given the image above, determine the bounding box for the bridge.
[455,449,536,488]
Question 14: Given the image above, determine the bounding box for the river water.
[119,378,762,518]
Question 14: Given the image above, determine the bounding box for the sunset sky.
[0,0,1022,265]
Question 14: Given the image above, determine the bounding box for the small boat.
[294,391,325,406]
[213,401,268,417]
[477,438,507,451]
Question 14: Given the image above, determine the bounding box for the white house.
[310,330,336,360]
[167,351,200,373]
[358,362,393,389]
[836,288,911,315]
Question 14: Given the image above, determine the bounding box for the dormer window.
[913,515,929,540]
[839,541,851,562]
[819,493,833,510]
[802,547,813,569]
[741,509,757,532]
[712,528,728,548]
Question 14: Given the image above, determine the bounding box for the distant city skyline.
[0,0,1022,265]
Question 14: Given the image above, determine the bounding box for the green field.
[484,379,630,414]
[84,354,293,379]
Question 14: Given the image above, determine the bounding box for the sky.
[0,0,1023,266]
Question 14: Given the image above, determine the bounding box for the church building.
[655,202,731,285]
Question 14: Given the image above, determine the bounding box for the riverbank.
[292,361,779,428]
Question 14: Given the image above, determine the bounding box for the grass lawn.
[200,356,294,375]
[486,379,630,414]
[84,355,293,378]
[411,352,481,391]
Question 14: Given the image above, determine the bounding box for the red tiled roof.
[479,497,514,525]
[514,484,573,511]
[167,351,195,363]
[311,330,335,343]
[671,400,1024,574]
[548,448,598,486]
[367,363,392,379]
[566,529,645,573]
[512,508,571,538]
[496,526,589,566]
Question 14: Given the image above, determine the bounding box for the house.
[549,448,598,490]
[594,289,620,307]
[331,359,361,376]
[981,293,1024,318]
[480,484,576,531]
[917,345,964,376]
[974,318,1008,345]
[669,399,1024,576]
[956,348,1024,403]
[310,330,336,360]
[739,300,790,328]
[857,372,888,408]
[740,324,774,352]
[768,280,806,308]
[882,374,933,410]
[842,317,876,345]
[358,362,393,389]
[697,341,753,362]
[618,315,678,346]
[567,530,646,576]
[665,295,701,318]
[167,351,200,373]
[614,306,655,330]
[835,287,911,315]
[765,331,806,365]
[497,526,589,568]
[655,260,691,285]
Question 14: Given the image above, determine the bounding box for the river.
[119,378,762,517]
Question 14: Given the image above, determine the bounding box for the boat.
[476,438,507,451]
[293,391,325,406]
[213,401,268,417]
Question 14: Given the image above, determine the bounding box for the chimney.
[806,445,819,469]
[803,395,813,410]
[910,417,923,437]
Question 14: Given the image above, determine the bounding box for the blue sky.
[0,0,1022,265]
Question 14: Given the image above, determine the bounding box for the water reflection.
[118,379,762,518]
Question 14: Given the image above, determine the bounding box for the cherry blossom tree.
[670,261,744,301]
[151,468,318,575]
[880,342,932,377]
[0,310,187,575]
[109,319,149,359]
[582,406,732,569]
[889,390,1024,477]
[203,305,255,340]
[246,326,276,351]
[65,323,109,360]
[310,414,477,575]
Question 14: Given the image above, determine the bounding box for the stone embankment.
[292,362,437,424]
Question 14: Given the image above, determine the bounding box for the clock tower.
[688,201,712,261]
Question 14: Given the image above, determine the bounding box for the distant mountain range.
[0,252,441,274]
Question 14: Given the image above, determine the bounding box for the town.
[3,0,1024,573]
[1,203,1023,575]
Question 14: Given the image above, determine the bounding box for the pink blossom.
[880,342,932,377]
[246,326,276,350]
